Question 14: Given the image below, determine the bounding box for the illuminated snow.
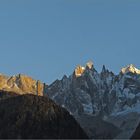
[86,61,93,69]
[74,65,85,77]
[121,64,140,74]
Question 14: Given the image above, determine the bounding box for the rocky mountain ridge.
[0,62,140,139]
[0,63,139,118]
[0,74,46,96]
[45,61,140,138]
[46,62,140,117]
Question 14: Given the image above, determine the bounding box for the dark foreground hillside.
[0,93,88,139]
[0,90,18,100]
[131,122,140,139]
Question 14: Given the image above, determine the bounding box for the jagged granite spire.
[102,65,106,73]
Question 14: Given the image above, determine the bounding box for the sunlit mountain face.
[0,74,46,96]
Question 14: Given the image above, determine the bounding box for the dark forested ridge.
[0,92,88,139]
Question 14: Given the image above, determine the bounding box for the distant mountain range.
[46,61,140,139]
[47,62,140,116]
[1,61,140,139]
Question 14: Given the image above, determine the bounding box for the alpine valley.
[1,61,140,139]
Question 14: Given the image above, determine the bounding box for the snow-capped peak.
[74,61,94,77]
[86,61,93,69]
[121,64,140,74]
[74,65,85,77]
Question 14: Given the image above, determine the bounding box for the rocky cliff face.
[45,62,140,139]
[0,74,45,96]
[46,62,140,117]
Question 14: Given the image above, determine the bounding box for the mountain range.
[1,61,140,139]
[47,62,140,116]
[46,61,140,139]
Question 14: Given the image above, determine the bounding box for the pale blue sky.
[0,0,140,84]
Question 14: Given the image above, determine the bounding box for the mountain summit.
[86,61,94,69]
[121,64,140,74]
[74,61,94,77]
[74,65,85,77]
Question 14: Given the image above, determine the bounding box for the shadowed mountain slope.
[131,122,140,139]
[0,93,88,139]
[75,114,121,139]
